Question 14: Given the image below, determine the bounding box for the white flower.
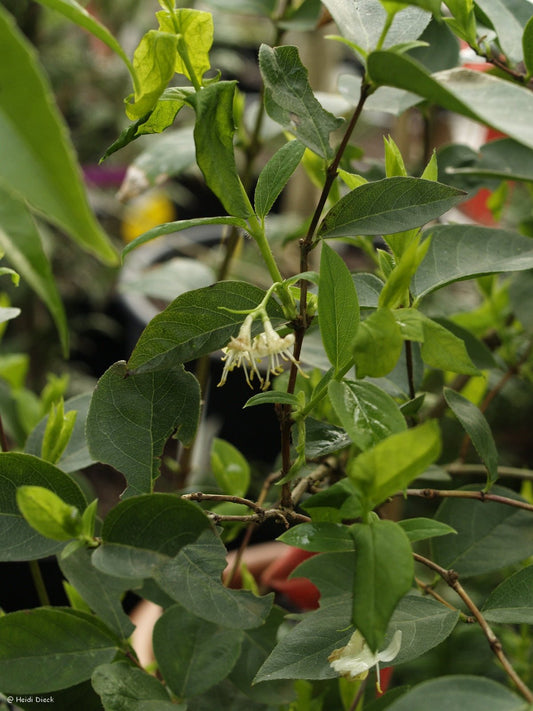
[218,314,262,388]
[329,629,402,692]
[218,315,306,390]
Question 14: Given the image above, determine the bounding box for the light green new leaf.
[33,0,136,86]
[211,438,250,498]
[154,604,243,697]
[188,81,252,219]
[328,379,406,451]
[319,177,465,238]
[348,420,441,511]
[0,452,86,561]
[155,531,273,629]
[351,519,414,651]
[432,485,533,577]
[379,237,430,310]
[60,547,137,638]
[259,44,344,159]
[0,608,120,693]
[0,187,68,354]
[395,309,480,375]
[482,565,533,624]
[245,391,300,408]
[353,308,403,378]
[386,676,526,711]
[157,8,213,85]
[367,51,533,150]
[255,140,306,219]
[412,224,533,300]
[475,0,525,64]
[86,362,200,498]
[125,30,178,120]
[16,485,82,542]
[318,243,360,373]
[127,281,285,373]
[0,7,117,264]
[444,388,499,487]
[92,662,183,711]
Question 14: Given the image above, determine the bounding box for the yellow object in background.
[120,190,176,243]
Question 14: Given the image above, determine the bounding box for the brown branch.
[290,456,337,507]
[404,488,533,513]
[414,553,533,703]
[182,491,264,513]
[205,508,310,527]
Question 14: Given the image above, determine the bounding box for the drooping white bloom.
[218,314,306,390]
[329,630,402,692]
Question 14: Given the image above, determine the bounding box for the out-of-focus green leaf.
[211,438,250,498]
[353,308,403,378]
[255,140,306,219]
[482,565,533,624]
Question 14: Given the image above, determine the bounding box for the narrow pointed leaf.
[254,140,306,219]
[0,7,117,264]
[444,388,498,487]
[318,243,360,373]
[475,0,525,64]
[319,177,465,238]
[86,362,200,497]
[259,44,343,158]
[368,51,533,150]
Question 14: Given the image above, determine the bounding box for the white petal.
[377,630,402,664]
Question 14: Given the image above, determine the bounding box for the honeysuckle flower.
[252,317,306,390]
[218,314,262,388]
[329,629,402,692]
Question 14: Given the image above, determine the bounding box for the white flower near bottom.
[329,629,402,692]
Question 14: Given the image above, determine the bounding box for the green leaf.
[254,140,306,219]
[157,8,213,85]
[482,565,533,624]
[0,608,120,693]
[395,310,480,375]
[0,187,68,354]
[379,237,430,309]
[86,362,200,498]
[294,551,355,602]
[92,661,182,711]
[328,379,406,451]
[412,224,533,300]
[211,438,250,498]
[304,417,352,459]
[388,593,459,666]
[444,388,498,487]
[0,452,86,561]
[351,519,414,651]
[26,393,94,473]
[60,547,137,638]
[302,479,364,524]
[259,44,343,159]
[348,420,441,511]
[384,135,408,177]
[353,308,403,378]
[386,676,526,711]
[127,281,284,373]
[125,30,178,120]
[92,493,210,578]
[16,485,82,542]
[122,215,247,256]
[319,177,465,238]
[155,531,273,629]
[188,81,252,219]
[523,15,533,77]
[0,7,117,264]
[318,243,360,373]
[204,0,276,15]
[32,0,136,85]
[321,0,431,59]
[245,391,300,408]
[475,0,525,64]
[367,51,533,150]
[432,485,533,577]
[153,604,243,697]
[41,399,77,464]
[398,517,456,543]
[278,522,353,552]
[254,597,353,682]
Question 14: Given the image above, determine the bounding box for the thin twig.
[415,576,473,621]
[446,463,533,481]
[414,553,533,703]
[290,456,336,507]
[404,488,533,513]
[182,491,264,513]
